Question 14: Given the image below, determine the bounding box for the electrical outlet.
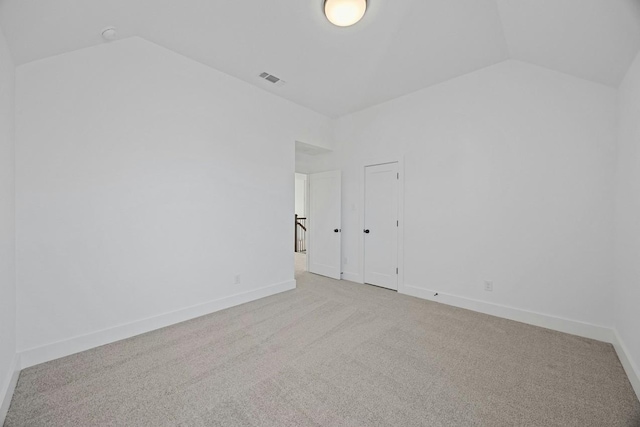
[484,281,493,292]
[234,274,241,285]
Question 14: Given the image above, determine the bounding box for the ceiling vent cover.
[259,72,286,87]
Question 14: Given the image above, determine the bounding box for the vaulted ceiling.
[1,0,639,117]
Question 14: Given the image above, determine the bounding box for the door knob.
[364,229,370,234]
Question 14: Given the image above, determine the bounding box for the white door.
[308,170,342,280]
[364,163,399,290]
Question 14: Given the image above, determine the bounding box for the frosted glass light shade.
[324,0,367,27]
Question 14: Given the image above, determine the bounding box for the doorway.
[294,141,338,279]
[363,162,400,291]
[294,173,308,273]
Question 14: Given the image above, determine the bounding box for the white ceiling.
[496,0,640,88]
[1,0,639,117]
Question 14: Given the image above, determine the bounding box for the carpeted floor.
[5,253,640,426]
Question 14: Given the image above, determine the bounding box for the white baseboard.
[401,285,615,343]
[19,280,296,369]
[612,329,640,402]
[0,354,20,425]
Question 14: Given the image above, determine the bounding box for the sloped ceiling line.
[1,0,639,116]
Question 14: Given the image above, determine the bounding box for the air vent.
[258,72,286,87]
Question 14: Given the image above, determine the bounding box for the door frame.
[294,172,311,272]
[305,174,310,271]
[359,156,405,293]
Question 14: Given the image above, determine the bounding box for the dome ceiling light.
[101,26,117,41]
[324,0,367,27]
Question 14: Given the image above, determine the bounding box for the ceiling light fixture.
[101,26,117,41]
[324,0,367,27]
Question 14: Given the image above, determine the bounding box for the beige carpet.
[5,255,640,426]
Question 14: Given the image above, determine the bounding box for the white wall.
[15,37,332,359]
[308,60,618,328]
[0,23,17,418]
[614,51,640,391]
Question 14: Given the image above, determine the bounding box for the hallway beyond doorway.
[295,252,306,273]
